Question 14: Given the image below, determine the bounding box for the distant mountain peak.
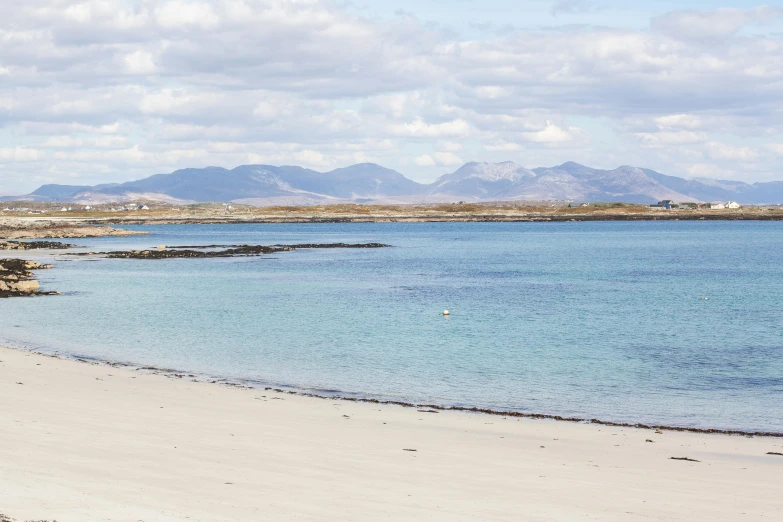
[427,161,537,197]
[451,161,535,182]
[557,161,587,169]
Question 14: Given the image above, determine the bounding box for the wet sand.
[1,345,781,521]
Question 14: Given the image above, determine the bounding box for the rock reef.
[1,240,75,250]
[80,243,390,259]
[105,245,295,259]
[277,243,389,249]
[0,219,147,240]
[0,259,58,298]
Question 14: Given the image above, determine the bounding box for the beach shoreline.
[1,344,782,521]
[3,343,780,439]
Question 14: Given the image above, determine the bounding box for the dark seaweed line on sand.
[283,392,783,438]
[15,346,783,439]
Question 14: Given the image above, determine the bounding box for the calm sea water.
[2,221,782,432]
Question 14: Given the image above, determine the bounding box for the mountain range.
[4,161,783,205]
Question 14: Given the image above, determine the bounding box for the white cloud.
[413,151,464,167]
[705,141,759,161]
[389,118,471,139]
[18,121,123,136]
[139,89,204,115]
[437,141,463,152]
[652,7,782,41]
[484,141,522,152]
[687,163,723,177]
[414,154,436,167]
[2,1,783,191]
[472,86,512,100]
[636,131,709,147]
[521,121,588,145]
[765,144,783,157]
[654,114,702,130]
[432,151,464,166]
[40,135,129,149]
[290,149,331,168]
[123,50,157,75]
[551,0,603,16]
[63,3,93,24]
[154,1,220,29]
[0,147,43,162]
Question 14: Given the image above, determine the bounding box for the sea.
[2,221,782,433]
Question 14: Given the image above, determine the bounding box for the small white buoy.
[700,297,708,301]
[443,310,450,316]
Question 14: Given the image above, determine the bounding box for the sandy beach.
[0,346,780,521]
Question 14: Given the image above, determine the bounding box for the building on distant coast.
[709,202,741,209]
[651,200,675,209]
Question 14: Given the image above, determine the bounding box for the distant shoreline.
[4,203,783,230]
[89,213,783,225]
[4,213,783,240]
[4,207,783,240]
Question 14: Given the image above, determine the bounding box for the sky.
[1,0,783,194]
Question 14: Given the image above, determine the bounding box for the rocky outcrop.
[0,219,147,240]
[278,243,389,249]
[0,259,57,298]
[105,245,295,259]
[0,240,75,250]
[75,243,390,260]
[3,225,147,239]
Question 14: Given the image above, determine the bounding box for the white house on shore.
[710,201,741,209]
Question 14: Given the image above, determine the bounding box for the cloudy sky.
[1,0,783,193]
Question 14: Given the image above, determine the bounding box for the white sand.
[1,345,781,522]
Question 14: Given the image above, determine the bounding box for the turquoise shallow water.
[2,221,782,432]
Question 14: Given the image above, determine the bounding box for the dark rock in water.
[77,243,391,259]
[105,245,295,259]
[166,243,390,249]
[0,240,76,250]
[0,258,58,298]
[278,243,390,249]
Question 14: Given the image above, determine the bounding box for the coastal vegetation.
[3,201,783,231]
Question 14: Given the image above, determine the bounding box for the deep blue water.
[2,221,782,432]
